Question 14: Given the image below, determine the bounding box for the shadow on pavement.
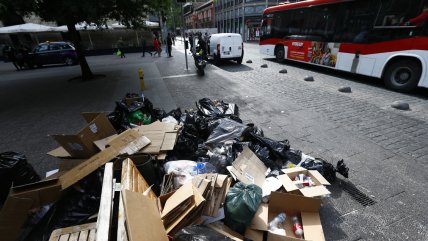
[211,60,254,72]
[265,58,428,99]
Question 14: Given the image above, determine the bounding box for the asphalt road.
[0,40,427,240]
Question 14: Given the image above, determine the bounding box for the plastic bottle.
[292,216,304,238]
[268,212,287,231]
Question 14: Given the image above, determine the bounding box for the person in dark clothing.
[167,33,173,57]
[141,39,152,57]
[189,34,194,52]
[197,34,207,60]
[5,46,20,70]
[117,37,126,58]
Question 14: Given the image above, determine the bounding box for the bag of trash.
[300,158,349,183]
[0,152,41,207]
[224,182,262,234]
[282,148,303,168]
[167,108,182,121]
[174,225,235,241]
[205,118,246,144]
[242,128,290,160]
[152,108,168,122]
[196,98,240,120]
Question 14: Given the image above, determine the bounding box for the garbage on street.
[0,93,349,241]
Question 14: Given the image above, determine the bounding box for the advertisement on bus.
[288,41,341,68]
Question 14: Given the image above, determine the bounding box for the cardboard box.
[278,167,331,198]
[50,113,117,158]
[227,147,267,188]
[0,179,62,241]
[249,192,325,241]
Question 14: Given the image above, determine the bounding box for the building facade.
[215,0,306,41]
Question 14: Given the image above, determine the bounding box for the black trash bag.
[205,118,247,144]
[0,152,41,207]
[224,182,262,235]
[283,148,303,167]
[300,158,349,183]
[167,108,182,121]
[242,128,290,160]
[151,108,168,122]
[108,109,131,133]
[174,225,236,241]
[246,123,264,137]
[21,169,103,241]
[196,98,240,120]
[248,143,282,172]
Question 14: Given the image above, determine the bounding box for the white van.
[207,33,244,64]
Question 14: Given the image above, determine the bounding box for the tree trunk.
[67,23,94,80]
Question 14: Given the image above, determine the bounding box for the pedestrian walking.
[141,38,152,57]
[153,37,162,57]
[116,37,126,58]
[167,33,173,57]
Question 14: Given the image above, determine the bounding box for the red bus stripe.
[264,0,344,14]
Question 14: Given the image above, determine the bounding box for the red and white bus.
[260,0,428,92]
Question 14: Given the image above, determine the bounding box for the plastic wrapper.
[162,116,179,124]
[224,182,262,234]
[174,225,236,241]
[0,152,41,207]
[164,160,217,187]
[300,158,349,183]
[205,118,246,144]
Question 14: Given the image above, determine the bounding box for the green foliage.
[4,0,171,27]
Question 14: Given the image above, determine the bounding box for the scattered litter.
[279,69,288,74]
[261,64,268,68]
[246,60,253,64]
[0,94,353,241]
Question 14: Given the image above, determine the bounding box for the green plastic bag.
[116,50,122,56]
[128,111,151,125]
[224,182,262,234]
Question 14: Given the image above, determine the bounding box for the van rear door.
[220,35,234,58]
[231,36,243,58]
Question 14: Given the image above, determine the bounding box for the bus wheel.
[384,59,421,92]
[275,46,285,63]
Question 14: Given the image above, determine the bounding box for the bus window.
[334,0,379,43]
[303,5,337,41]
[375,0,424,27]
[405,1,428,27]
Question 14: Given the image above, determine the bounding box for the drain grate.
[339,181,377,207]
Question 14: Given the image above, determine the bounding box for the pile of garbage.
[0,93,349,241]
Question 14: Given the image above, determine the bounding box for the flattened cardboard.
[94,134,119,151]
[122,190,169,241]
[51,113,117,158]
[228,147,267,187]
[301,211,325,241]
[135,121,179,154]
[278,167,331,198]
[161,182,194,219]
[47,146,70,158]
[59,129,149,190]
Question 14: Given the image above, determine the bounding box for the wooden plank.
[58,234,70,241]
[95,163,114,241]
[88,229,96,241]
[50,223,97,239]
[69,232,80,241]
[78,230,89,241]
[117,159,132,241]
[132,168,138,192]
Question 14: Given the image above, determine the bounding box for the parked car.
[28,42,78,67]
[207,33,244,65]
